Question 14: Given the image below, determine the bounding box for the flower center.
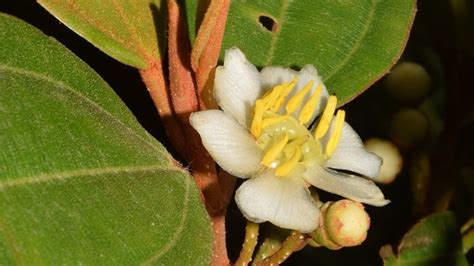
[250,79,346,177]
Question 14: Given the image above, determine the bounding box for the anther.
[315,95,337,139]
[261,84,285,109]
[276,146,302,176]
[271,78,298,112]
[262,115,288,129]
[299,84,322,124]
[286,80,314,114]
[325,110,345,156]
[251,100,264,137]
[262,134,289,166]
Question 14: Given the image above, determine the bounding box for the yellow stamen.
[261,84,285,109]
[325,110,345,157]
[286,80,314,115]
[298,84,322,124]
[271,78,298,112]
[251,100,264,137]
[262,115,289,129]
[276,147,302,176]
[314,95,337,139]
[261,134,289,166]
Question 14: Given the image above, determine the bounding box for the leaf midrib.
[265,0,291,65]
[110,0,150,59]
[39,0,151,63]
[0,63,166,156]
[264,0,379,82]
[323,0,378,83]
[0,165,175,189]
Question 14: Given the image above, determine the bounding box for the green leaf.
[0,13,211,264]
[380,212,468,266]
[37,0,166,69]
[185,0,416,104]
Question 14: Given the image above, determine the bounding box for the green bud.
[384,62,431,104]
[390,108,429,148]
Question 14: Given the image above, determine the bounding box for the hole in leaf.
[259,15,276,32]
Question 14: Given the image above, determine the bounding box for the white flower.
[190,48,389,233]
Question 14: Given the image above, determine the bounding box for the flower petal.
[303,165,390,206]
[322,122,382,179]
[235,171,320,232]
[260,65,329,123]
[190,110,262,178]
[214,47,261,128]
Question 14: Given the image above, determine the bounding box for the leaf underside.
[0,13,211,264]
[38,0,166,69]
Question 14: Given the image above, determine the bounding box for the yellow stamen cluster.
[251,79,346,177]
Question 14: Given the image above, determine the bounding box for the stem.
[139,62,186,155]
[256,231,307,266]
[210,211,230,266]
[167,0,199,124]
[191,0,231,109]
[167,1,233,265]
[235,221,259,266]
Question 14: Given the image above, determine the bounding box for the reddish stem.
[167,1,232,264]
[191,0,231,109]
[139,61,186,155]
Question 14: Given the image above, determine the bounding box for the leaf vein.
[265,0,292,65]
[0,219,22,264]
[0,63,166,157]
[110,0,151,60]
[0,165,173,189]
[61,0,136,54]
[323,0,378,83]
[141,176,191,265]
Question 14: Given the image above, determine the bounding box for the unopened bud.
[384,62,431,104]
[308,200,370,250]
[390,108,429,148]
[365,138,403,184]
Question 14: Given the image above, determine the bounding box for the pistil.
[276,147,302,176]
[251,78,345,177]
[261,134,290,167]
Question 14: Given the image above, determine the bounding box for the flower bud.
[308,200,370,249]
[390,108,429,148]
[365,138,403,184]
[384,62,431,104]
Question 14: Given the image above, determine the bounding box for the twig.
[139,61,185,155]
[235,221,259,266]
[256,231,307,266]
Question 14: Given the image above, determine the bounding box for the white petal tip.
[190,110,262,178]
[235,172,320,232]
[367,199,391,207]
[214,48,261,127]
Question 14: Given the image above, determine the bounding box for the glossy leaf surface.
[380,212,468,266]
[185,0,416,104]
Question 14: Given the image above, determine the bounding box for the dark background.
[2,1,473,265]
